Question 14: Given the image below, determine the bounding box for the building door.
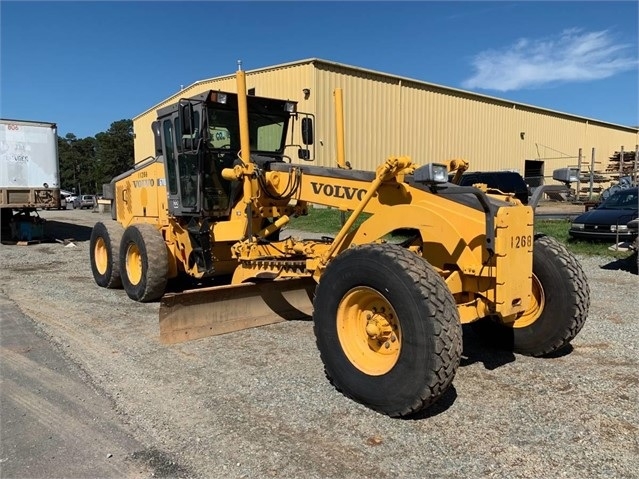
[525,160,545,187]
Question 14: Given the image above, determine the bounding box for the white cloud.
[462,29,638,91]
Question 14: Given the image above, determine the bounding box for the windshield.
[206,108,287,154]
[600,189,638,210]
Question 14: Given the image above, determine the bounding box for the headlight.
[414,163,449,184]
[284,101,297,113]
[209,92,228,104]
[571,223,585,230]
[610,225,628,232]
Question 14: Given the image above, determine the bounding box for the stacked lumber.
[605,150,638,177]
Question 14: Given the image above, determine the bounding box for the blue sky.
[1,1,637,138]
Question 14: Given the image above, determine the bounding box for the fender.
[344,202,485,276]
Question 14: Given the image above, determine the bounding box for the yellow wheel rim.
[94,237,108,275]
[509,274,545,328]
[336,286,401,376]
[126,243,143,286]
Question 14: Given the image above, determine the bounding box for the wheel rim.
[94,237,108,275]
[509,274,545,328]
[126,243,143,286]
[336,286,401,376]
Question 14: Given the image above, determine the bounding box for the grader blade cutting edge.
[159,277,316,344]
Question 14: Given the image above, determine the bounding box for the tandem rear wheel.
[471,235,590,357]
[313,243,462,418]
[89,221,124,289]
[119,224,169,302]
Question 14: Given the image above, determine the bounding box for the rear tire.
[471,235,589,356]
[89,221,124,288]
[313,243,462,417]
[119,224,168,302]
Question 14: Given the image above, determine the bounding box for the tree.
[95,119,134,189]
[57,119,134,194]
[57,133,75,190]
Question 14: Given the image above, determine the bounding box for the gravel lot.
[1,208,638,479]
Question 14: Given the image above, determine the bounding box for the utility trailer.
[0,119,60,241]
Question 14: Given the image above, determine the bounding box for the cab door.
[161,102,204,217]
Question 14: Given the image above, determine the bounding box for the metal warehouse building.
[133,58,638,186]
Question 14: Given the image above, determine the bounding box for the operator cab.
[153,90,312,219]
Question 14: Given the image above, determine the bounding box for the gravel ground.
[1,208,638,479]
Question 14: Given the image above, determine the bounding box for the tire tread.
[120,224,168,302]
[531,234,589,356]
[90,221,124,289]
[314,243,462,417]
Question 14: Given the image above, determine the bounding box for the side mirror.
[301,117,314,145]
[151,121,162,156]
[298,148,311,161]
[179,103,195,136]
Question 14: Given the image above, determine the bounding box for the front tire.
[119,224,168,302]
[313,243,462,417]
[89,221,124,288]
[471,235,589,356]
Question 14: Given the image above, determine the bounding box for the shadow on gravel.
[165,274,234,294]
[44,220,93,242]
[541,343,574,358]
[600,253,638,275]
[0,220,92,244]
[460,325,516,371]
[405,386,458,420]
[460,325,576,364]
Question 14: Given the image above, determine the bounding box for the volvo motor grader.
[90,67,590,417]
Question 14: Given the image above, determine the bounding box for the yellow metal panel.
[115,161,168,227]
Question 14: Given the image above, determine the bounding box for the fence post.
[635,144,638,186]
[589,147,595,200]
[577,148,583,201]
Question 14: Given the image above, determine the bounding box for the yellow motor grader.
[89,66,589,417]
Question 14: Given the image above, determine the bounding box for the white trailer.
[1,119,60,241]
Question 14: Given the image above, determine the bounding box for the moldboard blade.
[159,277,316,344]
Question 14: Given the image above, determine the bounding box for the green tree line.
[58,119,134,195]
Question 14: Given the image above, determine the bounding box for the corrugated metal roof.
[133,57,638,133]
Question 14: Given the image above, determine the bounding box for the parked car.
[80,195,96,209]
[569,187,638,241]
[628,218,639,272]
[454,171,529,205]
[63,193,81,209]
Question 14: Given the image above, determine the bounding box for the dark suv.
[455,171,529,205]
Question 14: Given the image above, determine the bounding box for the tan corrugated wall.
[134,59,638,183]
[313,62,637,176]
[313,66,401,169]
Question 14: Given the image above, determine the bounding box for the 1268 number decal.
[511,235,532,249]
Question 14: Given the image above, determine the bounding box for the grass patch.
[534,219,628,258]
[288,208,629,258]
[288,207,370,235]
